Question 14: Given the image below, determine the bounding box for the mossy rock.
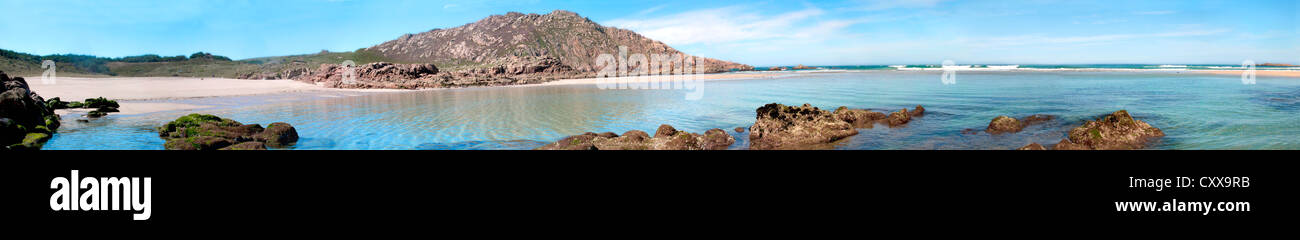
[220,141,267,150]
[19,132,50,149]
[82,97,119,109]
[86,111,106,118]
[45,97,69,109]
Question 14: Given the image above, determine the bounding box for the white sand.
[26,77,400,115]
[27,77,334,101]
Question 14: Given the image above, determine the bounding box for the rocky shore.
[0,71,61,150]
[535,124,734,150]
[1047,110,1165,150]
[157,114,299,150]
[539,103,926,150]
[294,56,585,89]
[749,103,924,150]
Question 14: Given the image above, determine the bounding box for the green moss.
[82,97,119,109]
[1089,129,1102,140]
[33,125,50,134]
[159,113,228,133]
[21,132,50,148]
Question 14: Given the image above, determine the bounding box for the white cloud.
[956,29,1231,48]
[606,6,875,46]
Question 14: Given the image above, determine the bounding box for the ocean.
[43,70,1300,150]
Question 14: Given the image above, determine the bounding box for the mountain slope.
[366,10,751,73]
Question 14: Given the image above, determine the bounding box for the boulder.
[1,71,60,150]
[735,127,746,133]
[885,108,912,127]
[985,114,1057,134]
[221,142,268,150]
[985,116,1023,134]
[749,103,858,150]
[1017,143,1047,150]
[833,107,887,128]
[157,114,300,150]
[537,125,734,150]
[1053,110,1164,150]
[257,122,299,148]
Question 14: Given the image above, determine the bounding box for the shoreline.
[25,69,1297,116]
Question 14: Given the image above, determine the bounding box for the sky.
[1,0,1296,66]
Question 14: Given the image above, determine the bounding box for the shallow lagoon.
[45,71,1300,150]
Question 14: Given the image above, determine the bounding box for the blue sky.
[1,0,1296,66]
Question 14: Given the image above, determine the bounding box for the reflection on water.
[44,71,1300,150]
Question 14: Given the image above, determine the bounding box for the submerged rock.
[1,71,61,150]
[157,113,299,150]
[1053,110,1164,150]
[537,124,735,150]
[985,114,1057,134]
[1017,143,1047,150]
[832,107,887,128]
[734,127,746,133]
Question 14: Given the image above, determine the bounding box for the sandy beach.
[25,77,399,115]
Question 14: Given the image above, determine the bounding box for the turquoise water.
[44,71,1300,150]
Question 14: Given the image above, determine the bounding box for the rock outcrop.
[1051,110,1164,150]
[536,124,735,150]
[1017,143,1047,150]
[749,103,925,150]
[366,10,751,74]
[157,113,299,150]
[985,114,1056,134]
[299,57,584,89]
[0,71,60,150]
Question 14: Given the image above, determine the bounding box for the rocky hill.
[366,10,751,74]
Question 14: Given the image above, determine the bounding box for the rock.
[96,106,119,113]
[911,105,926,117]
[1018,143,1047,150]
[735,127,746,133]
[749,103,858,150]
[654,124,678,138]
[833,106,887,128]
[157,114,300,150]
[537,125,734,150]
[164,136,233,150]
[622,130,649,142]
[45,97,69,110]
[1,71,60,150]
[1054,110,1165,150]
[985,114,1058,134]
[699,128,736,150]
[885,108,912,127]
[257,122,299,148]
[220,142,267,150]
[985,116,1023,134]
[86,111,106,118]
[82,97,119,109]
